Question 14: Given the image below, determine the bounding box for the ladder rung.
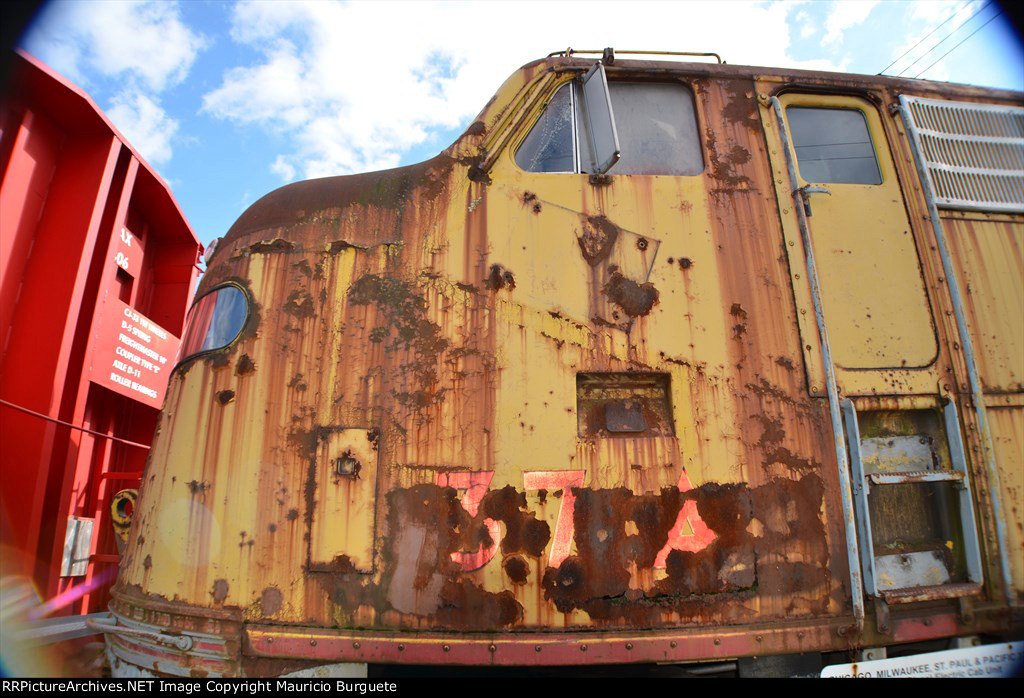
[880,582,982,604]
[867,470,963,486]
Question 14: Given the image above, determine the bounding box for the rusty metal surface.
[940,213,1024,395]
[107,583,1012,671]
[110,55,1024,674]
[896,89,1020,604]
[896,97,1019,603]
[987,407,1024,599]
[245,620,837,666]
[241,610,999,667]
[880,583,982,605]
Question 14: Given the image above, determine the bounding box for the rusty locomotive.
[99,50,1024,677]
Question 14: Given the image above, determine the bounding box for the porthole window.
[178,285,249,362]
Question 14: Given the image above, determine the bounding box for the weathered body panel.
[942,210,1024,595]
[111,56,1023,674]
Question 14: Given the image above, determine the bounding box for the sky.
[18,0,1024,252]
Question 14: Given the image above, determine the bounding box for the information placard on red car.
[90,299,179,408]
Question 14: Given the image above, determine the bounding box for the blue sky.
[19,0,1024,252]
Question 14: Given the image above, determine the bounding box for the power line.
[915,10,1002,79]
[878,0,973,75]
[897,0,994,77]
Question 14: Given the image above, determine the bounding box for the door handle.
[793,185,831,217]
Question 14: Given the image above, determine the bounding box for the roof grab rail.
[547,47,724,64]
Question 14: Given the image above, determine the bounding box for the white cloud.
[796,10,818,39]
[822,0,880,48]
[203,0,838,182]
[912,0,977,25]
[22,1,206,169]
[203,48,312,128]
[270,155,296,182]
[23,0,206,92]
[107,90,178,165]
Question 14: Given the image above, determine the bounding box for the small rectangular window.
[516,81,703,176]
[787,107,881,185]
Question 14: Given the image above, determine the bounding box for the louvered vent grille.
[902,96,1024,213]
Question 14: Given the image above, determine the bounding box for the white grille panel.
[903,96,1024,213]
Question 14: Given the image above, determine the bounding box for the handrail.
[86,616,194,651]
[771,96,865,633]
[547,48,723,64]
[9,612,113,645]
[0,398,151,450]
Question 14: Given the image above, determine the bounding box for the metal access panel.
[307,427,380,573]
[901,95,1024,213]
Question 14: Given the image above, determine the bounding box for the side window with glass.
[786,107,882,184]
[178,285,249,363]
[515,80,703,176]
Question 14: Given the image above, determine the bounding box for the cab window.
[516,81,703,176]
[515,83,576,173]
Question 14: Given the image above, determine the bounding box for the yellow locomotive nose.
[105,50,1024,678]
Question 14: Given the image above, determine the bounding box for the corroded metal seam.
[771,96,865,631]
[243,615,964,666]
[898,94,1013,602]
[246,624,839,666]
